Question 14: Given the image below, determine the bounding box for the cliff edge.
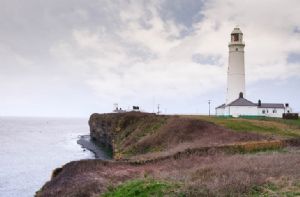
[36,113,300,197]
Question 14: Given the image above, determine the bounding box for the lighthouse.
[226,27,245,104]
[216,27,293,118]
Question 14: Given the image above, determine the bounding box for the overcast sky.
[0,0,300,117]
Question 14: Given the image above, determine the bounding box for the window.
[236,48,238,51]
[262,110,265,114]
[273,109,277,113]
[234,34,239,41]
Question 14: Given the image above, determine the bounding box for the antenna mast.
[208,100,211,116]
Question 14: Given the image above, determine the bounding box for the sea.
[0,117,99,197]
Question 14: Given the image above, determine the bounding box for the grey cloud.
[192,53,221,65]
[160,0,205,28]
[287,53,300,64]
[293,26,300,34]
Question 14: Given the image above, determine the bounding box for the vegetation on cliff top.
[102,178,300,197]
[37,113,300,197]
[102,179,181,197]
[112,114,300,159]
[184,115,300,138]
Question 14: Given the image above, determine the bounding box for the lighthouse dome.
[231,27,243,34]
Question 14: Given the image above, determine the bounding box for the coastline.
[77,135,112,160]
[36,113,300,197]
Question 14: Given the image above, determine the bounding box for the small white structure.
[216,27,292,118]
[113,103,126,113]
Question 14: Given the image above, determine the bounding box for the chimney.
[258,100,261,106]
[239,92,243,98]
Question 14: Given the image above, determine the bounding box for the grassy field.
[249,181,300,197]
[107,114,300,197]
[101,178,300,197]
[99,150,300,197]
[102,179,181,197]
[183,115,300,138]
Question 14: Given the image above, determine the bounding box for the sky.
[0,0,300,117]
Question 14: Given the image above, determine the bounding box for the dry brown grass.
[119,116,271,159]
[37,149,300,197]
[152,151,300,196]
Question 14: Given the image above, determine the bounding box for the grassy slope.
[183,115,300,138]
[113,114,169,158]
[249,181,300,197]
[99,152,300,197]
[115,115,300,159]
[108,116,300,197]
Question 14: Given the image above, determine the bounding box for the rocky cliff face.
[89,113,115,150]
[88,112,157,157]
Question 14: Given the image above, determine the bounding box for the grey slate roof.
[227,97,257,107]
[259,103,285,109]
[216,103,225,109]
[216,99,285,109]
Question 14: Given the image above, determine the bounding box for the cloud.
[0,0,300,116]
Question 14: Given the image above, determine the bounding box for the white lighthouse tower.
[216,27,294,118]
[226,27,245,104]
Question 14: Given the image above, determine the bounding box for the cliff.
[36,114,300,197]
[88,112,167,159]
[88,112,273,160]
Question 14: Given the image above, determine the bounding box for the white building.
[216,27,292,118]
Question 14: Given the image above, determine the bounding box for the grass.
[183,115,300,138]
[101,179,180,197]
[226,140,284,154]
[113,115,169,158]
[249,181,300,197]
[223,120,278,132]
[264,118,300,129]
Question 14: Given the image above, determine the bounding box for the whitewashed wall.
[257,108,285,118]
[216,108,225,116]
[225,106,257,117]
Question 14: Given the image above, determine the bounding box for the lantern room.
[231,27,243,43]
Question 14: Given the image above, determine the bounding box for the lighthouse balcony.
[228,41,245,46]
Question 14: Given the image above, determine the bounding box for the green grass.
[123,145,164,157]
[267,118,300,129]
[186,115,300,138]
[114,116,168,157]
[226,145,285,155]
[223,120,277,132]
[222,118,300,137]
[248,182,300,197]
[101,179,180,197]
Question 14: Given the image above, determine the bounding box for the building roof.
[216,103,225,109]
[216,98,286,109]
[227,97,257,107]
[259,103,285,109]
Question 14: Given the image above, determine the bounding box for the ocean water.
[0,117,95,197]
